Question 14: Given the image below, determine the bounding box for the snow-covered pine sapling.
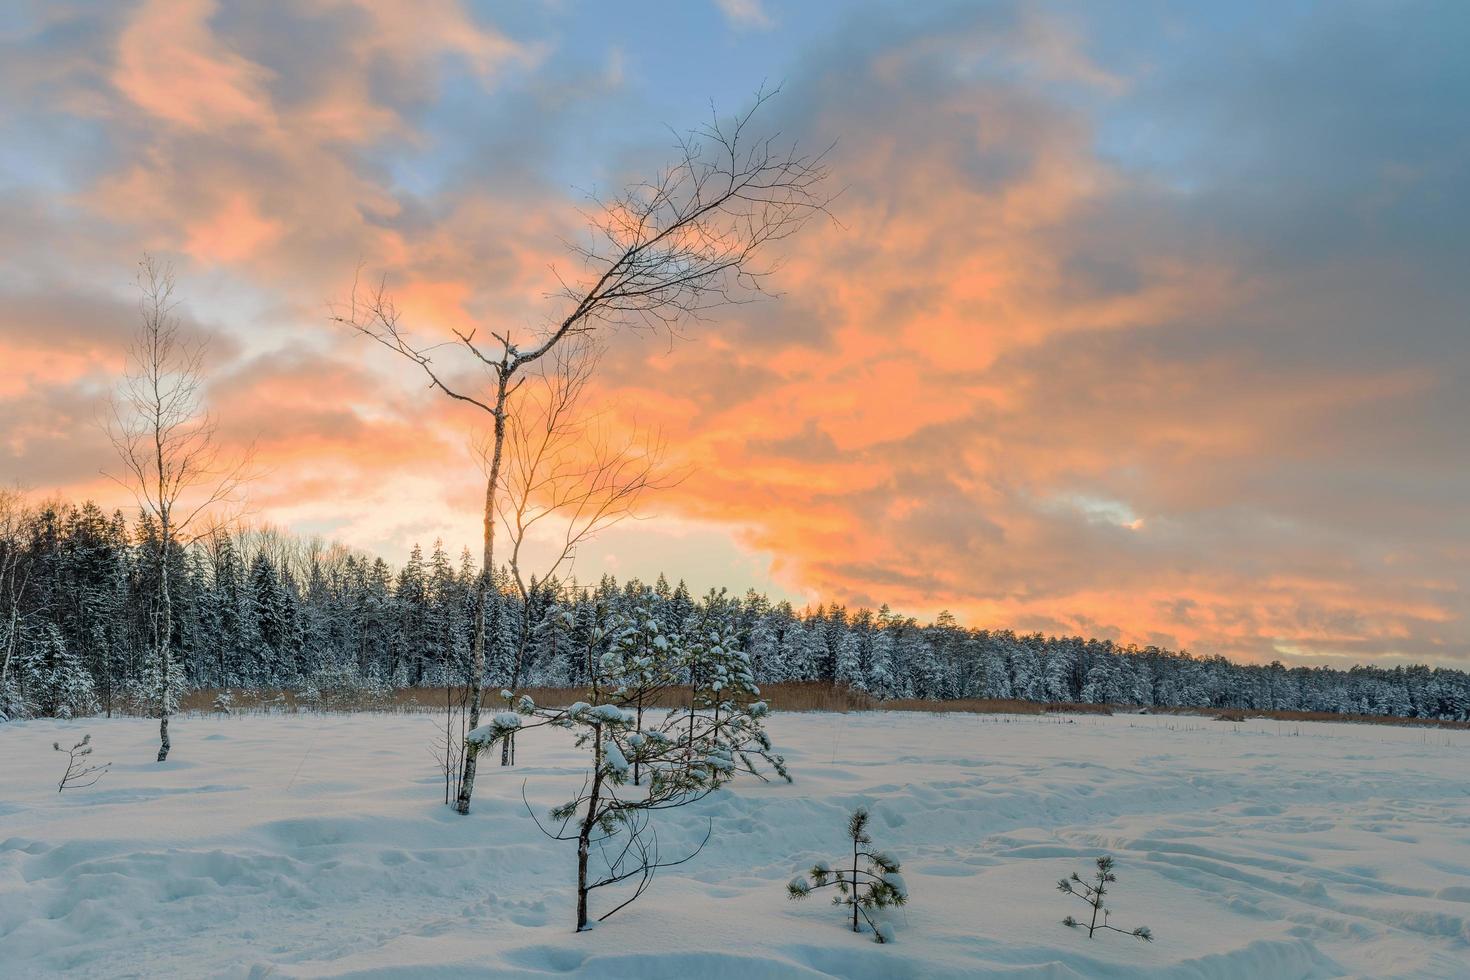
[54,733,110,792]
[474,597,790,932]
[788,807,907,942]
[685,607,789,783]
[606,598,676,786]
[1058,856,1153,942]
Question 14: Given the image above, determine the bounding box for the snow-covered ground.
[2,711,1469,978]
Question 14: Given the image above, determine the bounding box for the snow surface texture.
[2,712,1469,978]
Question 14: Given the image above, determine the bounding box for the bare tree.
[336,89,831,814]
[105,255,251,761]
[488,339,669,766]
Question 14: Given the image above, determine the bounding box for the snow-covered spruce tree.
[23,621,98,719]
[470,607,787,932]
[1058,856,1153,942]
[788,807,908,942]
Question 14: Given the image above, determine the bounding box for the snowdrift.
[2,711,1468,977]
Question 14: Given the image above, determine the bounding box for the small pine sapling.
[1058,855,1153,942]
[788,807,908,942]
[54,733,110,792]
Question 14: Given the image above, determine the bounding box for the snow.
[2,711,1469,977]
[466,712,522,747]
[602,739,630,775]
[577,703,632,726]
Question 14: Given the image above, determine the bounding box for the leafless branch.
[101,255,254,761]
[330,88,829,808]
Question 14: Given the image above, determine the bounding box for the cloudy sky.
[2,1,1467,667]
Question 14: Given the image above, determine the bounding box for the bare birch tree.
[335,89,831,814]
[105,255,251,761]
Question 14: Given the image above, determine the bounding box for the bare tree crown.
[333,87,832,415]
[104,255,250,537]
[333,89,829,810]
[491,340,671,602]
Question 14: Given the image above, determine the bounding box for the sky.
[2,1,1467,668]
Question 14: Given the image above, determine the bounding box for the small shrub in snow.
[788,807,907,942]
[297,666,392,712]
[212,691,233,714]
[472,597,789,932]
[1058,855,1153,942]
[54,733,110,792]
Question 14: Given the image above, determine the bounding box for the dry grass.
[171,683,1468,729]
[1151,705,1470,731]
[177,682,1112,718]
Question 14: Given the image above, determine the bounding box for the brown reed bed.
[171,682,1468,729]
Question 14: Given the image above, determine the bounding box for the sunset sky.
[2,1,1467,668]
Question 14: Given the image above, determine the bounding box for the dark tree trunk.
[575,729,606,931]
[156,514,173,762]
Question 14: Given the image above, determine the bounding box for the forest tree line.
[3,497,1469,722]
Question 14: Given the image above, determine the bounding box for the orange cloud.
[185,193,284,263]
[562,28,1465,665]
[115,0,275,132]
[3,2,1465,670]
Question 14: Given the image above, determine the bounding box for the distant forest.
[3,497,1468,722]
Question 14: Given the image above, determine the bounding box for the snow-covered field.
[2,711,1469,978]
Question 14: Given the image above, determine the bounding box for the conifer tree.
[472,593,788,931]
[866,626,902,700]
[54,733,110,792]
[835,627,865,692]
[23,621,98,719]
[1058,856,1153,942]
[788,807,908,943]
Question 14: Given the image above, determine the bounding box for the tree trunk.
[575,805,593,931]
[576,730,605,931]
[156,514,173,762]
[0,604,16,701]
[503,611,530,766]
[455,373,508,814]
[851,836,861,932]
[632,695,644,785]
[687,657,698,757]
